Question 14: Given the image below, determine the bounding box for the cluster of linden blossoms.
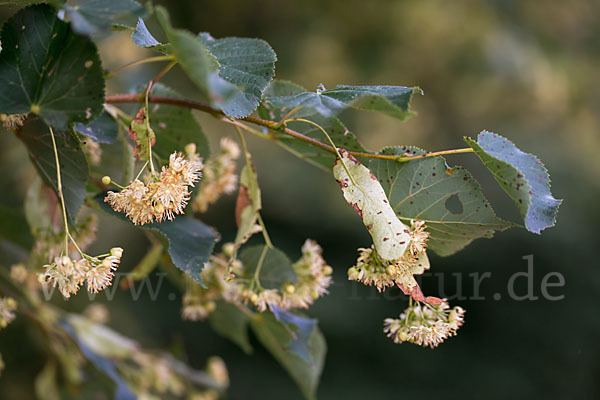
[193,137,240,213]
[105,148,203,225]
[181,246,243,321]
[384,300,465,348]
[0,297,17,329]
[0,113,26,129]
[181,240,333,319]
[348,219,429,292]
[39,247,123,298]
[242,240,333,312]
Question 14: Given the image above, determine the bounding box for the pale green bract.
[333,150,411,261]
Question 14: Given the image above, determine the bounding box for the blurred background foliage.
[1,0,599,398]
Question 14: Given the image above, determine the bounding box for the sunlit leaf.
[0,5,105,130]
[200,33,277,118]
[368,146,515,256]
[17,116,88,224]
[155,6,218,97]
[333,150,411,260]
[465,131,561,233]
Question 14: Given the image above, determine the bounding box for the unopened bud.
[283,283,295,294]
[110,247,124,258]
[101,176,111,185]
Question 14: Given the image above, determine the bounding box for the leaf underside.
[465,131,561,234]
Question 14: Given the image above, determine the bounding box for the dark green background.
[1,0,598,399]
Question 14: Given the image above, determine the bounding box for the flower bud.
[101,176,111,185]
[249,293,259,304]
[283,283,296,294]
[185,143,197,155]
[110,247,124,258]
[323,266,333,275]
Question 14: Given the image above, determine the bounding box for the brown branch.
[104,93,473,162]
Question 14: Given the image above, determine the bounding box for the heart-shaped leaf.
[0,5,105,130]
[368,146,515,256]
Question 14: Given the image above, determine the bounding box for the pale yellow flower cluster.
[181,240,332,319]
[193,137,240,213]
[243,240,333,312]
[348,219,429,292]
[33,214,98,262]
[0,297,17,329]
[0,113,26,129]
[181,250,242,321]
[105,151,203,225]
[39,247,123,298]
[383,300,465,348]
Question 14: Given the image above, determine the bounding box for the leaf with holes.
[199,33,277,118]
[266,84,421,121]
[250,311,326,400]
[368,146,515,256]
[465,131,561,234]
[95,194,218,286]
[73,111,118,144]
[17,116,88,225]
[333,150,411,261]
[239,245,297,289]
[0,5,105,130]
[60,0,145,36]
[259,80,369,171]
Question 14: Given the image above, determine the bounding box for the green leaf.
[73,111,118,144]
[155,6,218,97]
[209,300,253,354]
[0,5,105,130]
[333,150,411,260]
[60,0,145,36]
[199,33,277,118]
[17,116,88,224]
[265,84,421,121]
[368,146,515,256]
[260,80,368,170]
[0,204,34,249]
[250,312,326,400]
[147,83,211,160]
[465,131,561,234]
[95,194,218,285]
[24,177,52,234]
[239,245,297,289]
